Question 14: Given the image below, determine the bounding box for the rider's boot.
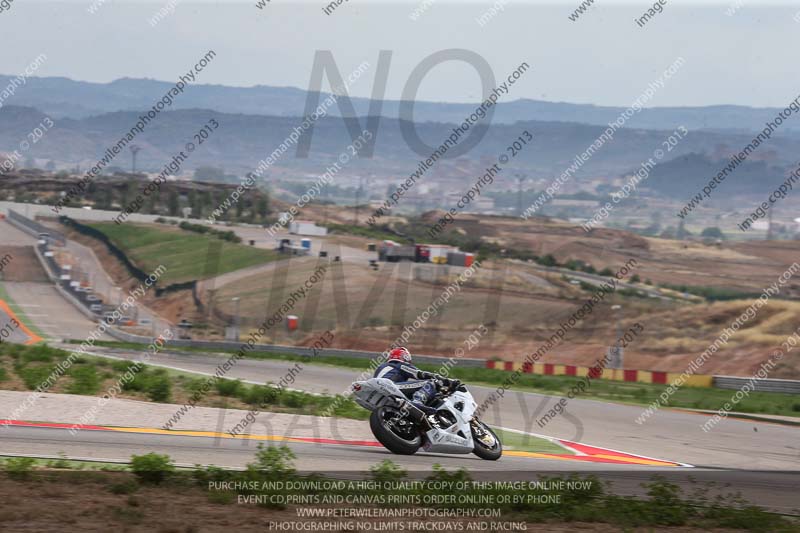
[402,400,438,428]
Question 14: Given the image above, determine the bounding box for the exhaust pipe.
[396,398,435,429]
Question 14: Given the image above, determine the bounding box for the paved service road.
[0,303,36,345]
[0,219,39,246]
[4,282,108,342]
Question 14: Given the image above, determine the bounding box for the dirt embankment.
[56,226,202,326]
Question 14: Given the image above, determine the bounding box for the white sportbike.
[351,377,502,460]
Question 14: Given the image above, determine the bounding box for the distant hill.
[4,104,800,186]
[646,153,788,198]
[2,74,799,134]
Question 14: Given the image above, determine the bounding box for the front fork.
[470,419,497,447]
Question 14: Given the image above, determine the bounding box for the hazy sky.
[1,1,798,108]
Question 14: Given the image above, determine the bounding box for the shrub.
[185,377,209,395]
[47,452,70,469]
[21,344,55,363]
[67,365,101,395]
[130,453,174,485]
[111,360,135,373]
[247,444,296,479]
[643,477,690,525]
[215,378,242,397]
[208,491,235,504]
[0,342,24,358]
[701,226,725,240]
[659,283,757,301]
[279,390,308,408]
[192,465,233,487]
[120,366,149,392]
[369,460,407,483]
[239,385,278,406]
[3,457,36,480]
[109,480,139,494]
[146,373,171,402]
[536,254,558,267]
[18,365,56,390]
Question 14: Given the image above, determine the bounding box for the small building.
[289,220,328,236]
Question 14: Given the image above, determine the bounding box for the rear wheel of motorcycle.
[369,406,421,455]
[471,420,502,461]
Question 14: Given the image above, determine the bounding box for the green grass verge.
[0,455,129,472]
[80,340,800,419]
[0,342,368,421]
[0,282,48,341]
[85,222,281,285]
[493,429,571,455]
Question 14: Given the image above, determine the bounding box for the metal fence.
[713,375,800,394]
[102,325,486,368]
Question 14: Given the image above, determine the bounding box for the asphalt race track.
[71,345,800,472]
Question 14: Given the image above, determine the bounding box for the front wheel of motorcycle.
[471,420,503,461]
[369,406,422,455]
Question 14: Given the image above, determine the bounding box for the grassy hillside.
[86,222,280,285]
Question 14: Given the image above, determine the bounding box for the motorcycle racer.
[372,347,460,419]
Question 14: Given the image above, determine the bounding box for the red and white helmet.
[388,347,412,363]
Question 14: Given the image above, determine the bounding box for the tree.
[256,194,270,220]
[701,226,725,240]
[188,190,198,216]
[537,254,558,267]
[167,190,180,216]
[235,195,244,218]
[676,219,691,239]
[121,181,137,208]
[642,222,661,236]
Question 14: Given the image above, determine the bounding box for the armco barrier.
[486,360,715,388]
[101,323,486,368]
[713,375,800,394]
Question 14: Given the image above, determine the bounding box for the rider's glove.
[417,370,437,381]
